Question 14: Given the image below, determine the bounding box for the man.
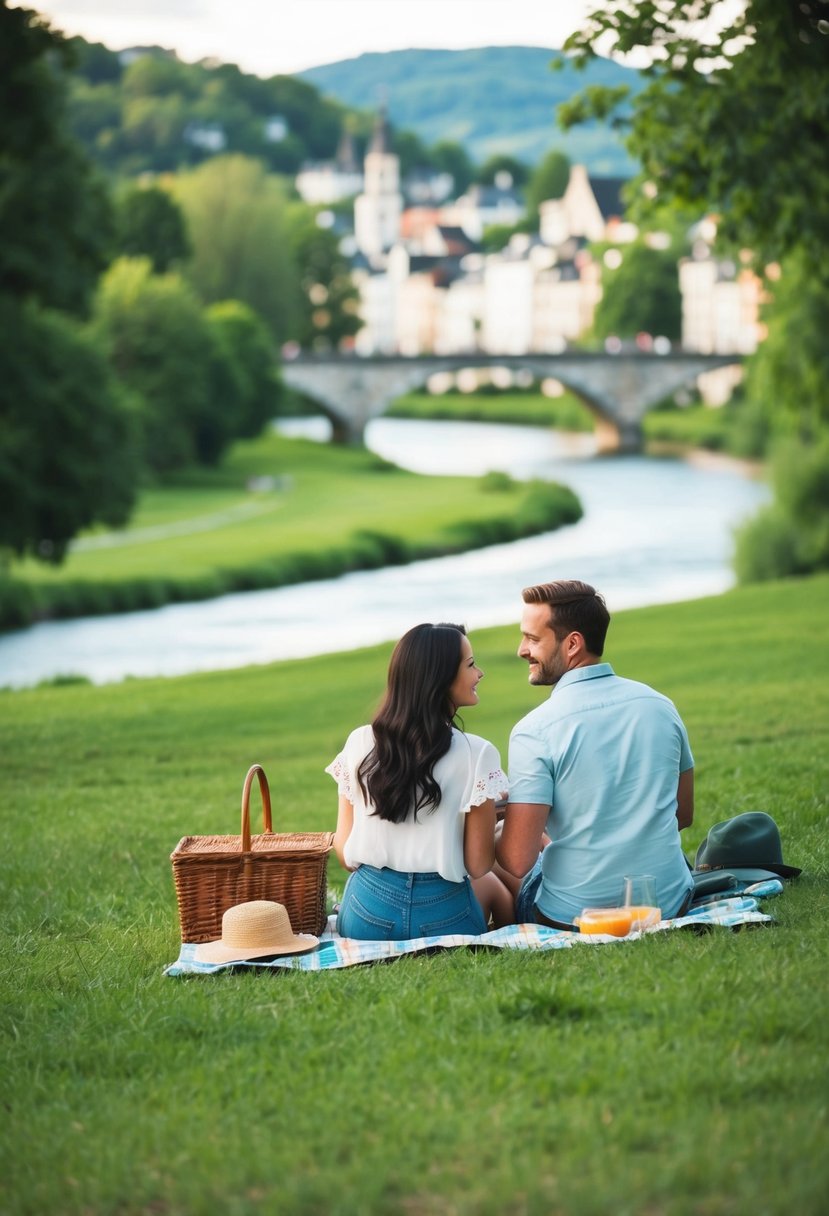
[496,579,694,928]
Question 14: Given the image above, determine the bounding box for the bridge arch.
[280,352,744,453]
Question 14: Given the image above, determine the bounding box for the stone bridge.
[281,351,743,453]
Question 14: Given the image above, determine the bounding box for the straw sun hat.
[194,900,319,963]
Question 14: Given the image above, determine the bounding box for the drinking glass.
[621,874,661,929]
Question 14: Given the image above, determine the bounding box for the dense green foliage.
[114,183,191,272]
[204,301,282,441]
[1,578,827,1213]
[65,35,347,176]
[285,205,362,351]
[0,429,581,630]
[523,148,571,222]
[0,3,141,562]
[0,297,139,564]
[560,0,829,272]
[171,155,302,344]
[560,0,829,582]
[0,3,113,313]
[592,242,682,342]
[92,258,225,472]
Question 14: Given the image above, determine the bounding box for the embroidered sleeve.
[468,768,509,806]
[467,739,509,808]
[324,753,357,802]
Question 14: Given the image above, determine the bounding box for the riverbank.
[2,576,827,1214]
[0,421,768,687]
[389,388,762,464]
[0,428,580,631]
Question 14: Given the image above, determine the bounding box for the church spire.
[369,99,392,155]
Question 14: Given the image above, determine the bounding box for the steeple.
[353,97,402,263]
[336,127,358,173]
[369,100,392,155]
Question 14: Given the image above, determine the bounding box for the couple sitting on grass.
[326,578,696,939]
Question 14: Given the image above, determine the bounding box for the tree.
[205,301,284,441]
[592,243,682,342]
[0,297,138,563]
[93,258,220,474]
[743,252,829,442]
[523,149,570,222]
[0,3,114,314]
[558,0,829,276]
[115,184,191,272]
[172,155,302,343]
[431,140,475,195]
[559,0,829,581]
[477,154,530,189]
[285,206,362,351]
[0,3,140,565]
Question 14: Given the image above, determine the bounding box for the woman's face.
[448,635,484,711]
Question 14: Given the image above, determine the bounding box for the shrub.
[736,436,829,582]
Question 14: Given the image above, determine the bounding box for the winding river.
[0,418,769,689]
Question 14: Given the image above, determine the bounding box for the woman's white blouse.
[326,724,508,882]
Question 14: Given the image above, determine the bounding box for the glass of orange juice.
[621,874,661,929]
[577,907,634,936]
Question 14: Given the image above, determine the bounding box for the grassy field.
[2,575,828,1215]
[389,389,595,431]
[1,429,579,629]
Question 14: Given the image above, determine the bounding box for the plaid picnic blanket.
[163,880,782,976]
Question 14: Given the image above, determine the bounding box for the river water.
[0,418,769,689]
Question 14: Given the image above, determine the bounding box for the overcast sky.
[22,0,599,77]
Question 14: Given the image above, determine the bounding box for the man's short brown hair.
[522,579,610,655]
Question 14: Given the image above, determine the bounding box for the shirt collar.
[553,662,615,693]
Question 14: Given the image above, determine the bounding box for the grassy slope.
[1,575,828,1214]
[12,431,548,587]
[2,430,578,630]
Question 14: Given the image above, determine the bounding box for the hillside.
[299,46,641,174]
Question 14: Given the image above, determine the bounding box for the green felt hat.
[694,812,801,883]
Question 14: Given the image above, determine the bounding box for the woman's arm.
[463,798,496,879]
[333,794,355,870]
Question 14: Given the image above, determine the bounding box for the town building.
[339,112,767,365]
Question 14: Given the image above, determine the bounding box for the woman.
[326,623,513,940]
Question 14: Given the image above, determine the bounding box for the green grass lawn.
[389,388,595,431]
[1,575,828,1214]
[1,429,579,629]
[390,389,752,457]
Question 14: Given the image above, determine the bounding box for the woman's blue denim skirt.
[337,865,487,941]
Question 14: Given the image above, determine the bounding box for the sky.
[22,0,599,77]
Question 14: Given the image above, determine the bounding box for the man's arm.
[496,803,550,877]
[676,768,694,830]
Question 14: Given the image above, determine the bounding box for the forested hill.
[298,46,641,175]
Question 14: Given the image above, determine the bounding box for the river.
[0,418,769,689]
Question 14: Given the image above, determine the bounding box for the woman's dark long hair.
[357,623,466,824]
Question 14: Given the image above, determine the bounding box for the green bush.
[736,437,829,582]
[479,471,515,493]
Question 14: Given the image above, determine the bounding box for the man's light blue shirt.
[508,663,694,923]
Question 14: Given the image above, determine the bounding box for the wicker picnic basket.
[171,764,334,943]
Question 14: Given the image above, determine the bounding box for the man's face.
[517,602,569,686]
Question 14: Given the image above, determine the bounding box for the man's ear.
[566,631,587,659]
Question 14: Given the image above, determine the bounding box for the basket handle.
[241,764,273,852]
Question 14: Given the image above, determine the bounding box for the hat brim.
[194,932,319,964]
[720,865,798,883]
